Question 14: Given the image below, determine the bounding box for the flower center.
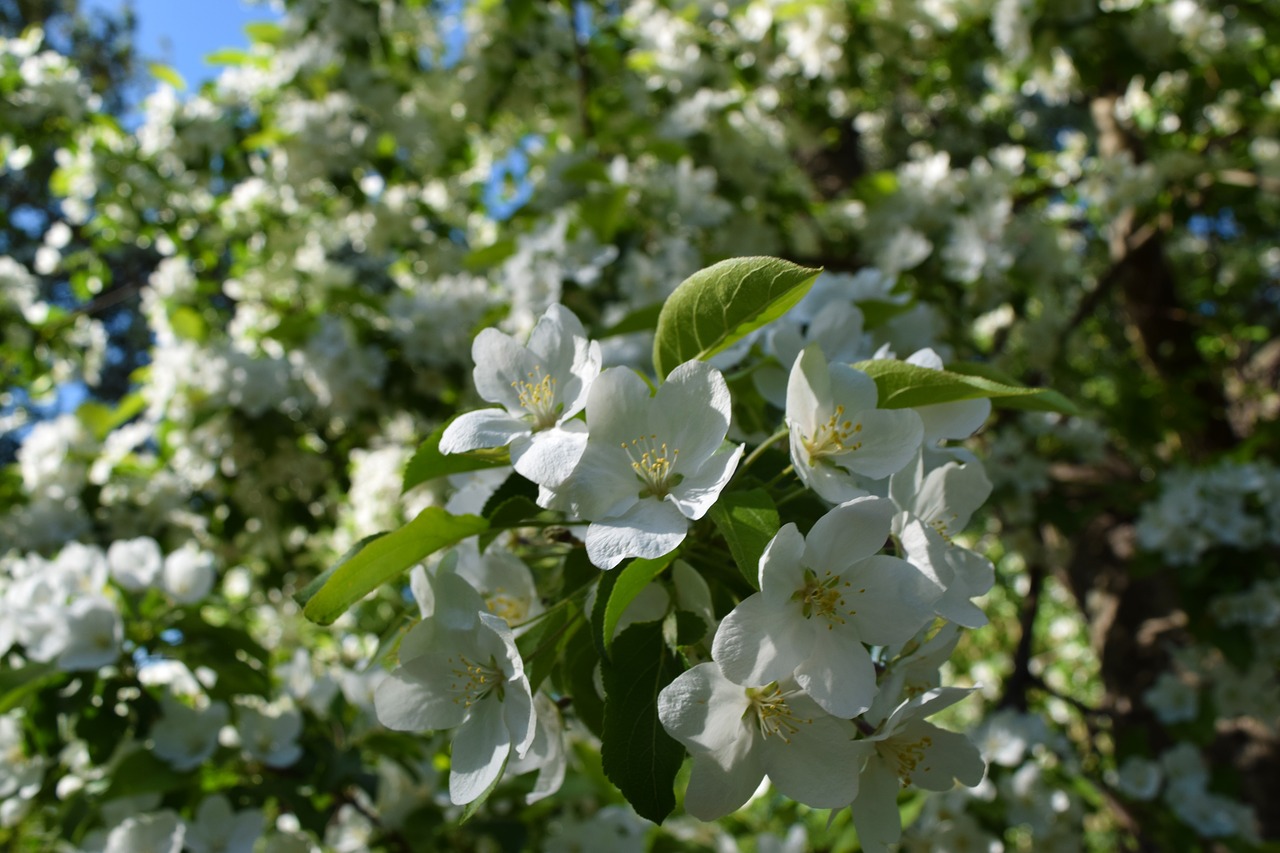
[622,433,682,499]
[512,366,561,430]
[792,568,861,628]
[883,733,934,787]
[447,654,505,708]
[745,683,812,744]
[485,590,528,625]
[801,404,862,460]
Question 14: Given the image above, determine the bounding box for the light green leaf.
[708,488,780,590]
[205,48,250,66]
[600,622,685,824]
[602,555,675,653]
[244,21,285,44]
[653,256,822,378]
[401,418,511,495]
[299,508,488,625]
[147,62,186,90]
[851,359,1080,416]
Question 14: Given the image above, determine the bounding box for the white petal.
[713,593,811,687]
[559,442,641,520]
[448,697,511,805]
[683,744,765,821]
[847,555,941,647]
[850,755,903,853]
[897,720,986,791]
[758,523,806,597]
[439,408,528,454]
[373,667,468,732]
[917,397,990,443]
[785,345,827,439]
[510,422,588,488]
[802,496,895,570]
[502,674,537,758]
[828,362,879,414]
[658,662,750,754]
[669,443,743,520]
[584,366,653,446]
[471,328,539,413]
[795,631,878,718]
[761,699,870,808]
[657,361,732,466]
[835,408,924,480]
[584,499,688,569]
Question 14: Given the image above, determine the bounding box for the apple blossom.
[440,303,600,488]
[554,359,743,569]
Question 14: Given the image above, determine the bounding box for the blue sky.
[86,0,279,90]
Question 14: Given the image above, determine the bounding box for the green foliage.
[853,359,1080,415]
[652,257,822,378]
[707,488,779,590]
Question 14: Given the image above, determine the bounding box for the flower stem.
[737,427,790,478]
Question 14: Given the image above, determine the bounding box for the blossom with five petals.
[552,360,743,569]
[712,496,942,717]
[440,304,600,488]
[374,571,536,804]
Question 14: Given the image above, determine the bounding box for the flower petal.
[373,666,468,732]
[828,362,879,414]
[898,720,986,791]
[847,555,941,647]
[835,408,923,480]
[510,422,588,488]
[669,443,743,521]
[439,408,528,455]
[584,499,688,569]
[656,361,732,467]
[850,754,903,853]
[448,697,511,805]
[713,592,811,688]
[795,631,878,718]
[917,397,991,443]
[683,745,765,821]
[471,328,540,413]
[658,662,750,754]
[762,698,870,808]
[802,495,896,570]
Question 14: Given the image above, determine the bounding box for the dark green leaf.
[708,488,779,589]
[600,622,685,824]
[602,555,674,653]
[653,257,822,378]
[105,749,190,798]
[0,662,61,714]
[851,359,1080,416]
[299,507,488,625]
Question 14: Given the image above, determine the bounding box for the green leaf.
[147,62,186,90]
[708,488,780,590]
[299,508,489,625]
[652,257,822,378]
[851,359,1080,416]
[170,306,206,342]
[601,555,675,653]
[244,21,285,44]
[464,239,517,271]
[0,662,61,714]
[515,602,582,693]
[947,362,1082,415]
[560,628,605,738]
[600,622,686,823]
[105,749,190,798]
[206,48,251,66]
[402,418,511,495]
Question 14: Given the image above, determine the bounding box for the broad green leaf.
[299,507,488,625]
[652,257,822,378]
[170,305,206,342]
[600,622,685,824]
[560,627,605,737]
[708,488,780,590]
[478,495,554,551]
[402,418,511,495]
[76,392,144,441]
[601,555,675,653]
[147,62,186,90]
[851,359,1080,416]
[947,362,1082,415]
[463,239,517,271]
[206,48,250,66]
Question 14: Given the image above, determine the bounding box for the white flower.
[57,596,122,672]
[162,543,217,604]
[891,451,995,628]
[150,695,228,771]
[237,699,304,768]
[786,345,923,503]
[184,794,263,853]
[554,359,743,569]
[374,571,536,805]
[103,810,185,853]
[440,304,600,488]
[712,497,941,717]
[848,687,986,853]
[453,541,543,630]
[658,663,870,820]
[504,692,567,803]
[107,536,164,592]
